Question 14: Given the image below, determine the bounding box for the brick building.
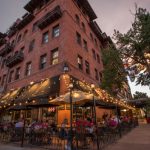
[0,0,118,123]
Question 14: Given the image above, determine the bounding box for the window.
[95,68,98,80]
[76,32,81,45]
[15,67,21,80]
[23,30,28,38]
[97,54,100,63]
[32,21,38,32]
[95,39,98,47]
[40,54,47,69]
[51,48,59,65]
[85,61,90,74]
[92,49,96,60]
[11,40,15,46]
[81,22,86,32]
[77,55,83,70]
[83,39,88,51]
[20,47,24,54]
[75,14,80,25]
[99,72,102,82]
[8,70,14,83]
[52,25,60,38]
[1,59,6,68]
[17,34,22,43]
[42,31,49,44]
[1,74,6,86]
[90,33,93,41]
[29,39,35,52]
[25,62,32,76]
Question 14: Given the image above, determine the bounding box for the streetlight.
[69,83,73,150]
[91,84,100,150]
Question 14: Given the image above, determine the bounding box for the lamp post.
[69,83,73,150]
[91,84,100,150]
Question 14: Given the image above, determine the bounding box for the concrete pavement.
[106,124,150,150]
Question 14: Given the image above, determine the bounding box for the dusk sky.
[0,0,150,96]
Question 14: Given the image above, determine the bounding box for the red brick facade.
[0,0,105,93]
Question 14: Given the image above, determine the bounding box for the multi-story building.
[0,0,114,123]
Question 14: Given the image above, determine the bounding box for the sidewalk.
[106,124,150,150]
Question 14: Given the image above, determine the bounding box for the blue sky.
[0,0,150,97]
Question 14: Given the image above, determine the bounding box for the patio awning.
[69,76,135,110]
[0,88,22,107]
[50,90,99,105]
[14,76,60,106]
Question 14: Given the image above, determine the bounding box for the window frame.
[29,39,35,52]
[8,70,14,83]
[51,48,59,65]
[76,32,82,45]
[42,31,49,44]
[52,24,60,38]
[85,60,90,74]
[77,55,83,70]
[40,54,47,69]
[25,62,32,76]
[15,67,21,80]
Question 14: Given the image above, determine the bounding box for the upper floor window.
[75,14,80,25]
[42,31,49,44]
[81,22,86,32]
[11,40,15,47]
[25,62,32,76]
[97,54,100,63]
[1,59,6,68]
[17,34,22,43]
[52,24,60,38]
[77,55,83,70]
[99,72,102,82]
[40,54,47,69]
[51,48,59,65]
[90,33,93,41]
[15,67,21,80]
[92,49,96,60]
[76,32,82,45]
[95,38,98,47]
[1,74,6,86]
[29,39,35,52]
[32,21,38,32]
[20,47,24,54]
[83,39,88,51]
[23,30,28,38]
[8,70,14,83]
[95,68,98,80]
[85,60,90,74]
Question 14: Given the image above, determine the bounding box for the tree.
[133,91,148,99]
[101,46,127,96]
[113,5,150,86]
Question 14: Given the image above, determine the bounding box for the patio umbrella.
[49,90,99,105]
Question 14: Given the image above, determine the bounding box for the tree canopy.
[101,46,127,96]
[113,5,150,86]
[133,91,148,99]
